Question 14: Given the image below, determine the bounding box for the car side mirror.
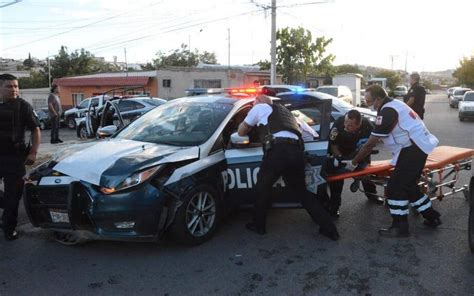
[230,132,250,147]
[97,125,117,138]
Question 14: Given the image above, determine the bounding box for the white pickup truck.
[63,95,109,129]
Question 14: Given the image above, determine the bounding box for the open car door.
[223,96,332,208]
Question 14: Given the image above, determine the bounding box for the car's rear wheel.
[459,116,464,122]
[67,117,76,130]
[170,184,222,245]
[468,176,474,253]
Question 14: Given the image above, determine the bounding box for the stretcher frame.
[326,146,473,202]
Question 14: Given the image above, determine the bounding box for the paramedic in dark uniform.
[404,73,426,119]
[237,94,339,240]
[326,109,378,218]
[345,85,441,237]
[0,74,41,241]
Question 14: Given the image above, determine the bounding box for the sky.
[1,0,473,73]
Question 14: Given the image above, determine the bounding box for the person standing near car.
[345,85,441,238]
[404,73,426,119]
[237,94,339,240]
[0,74,41,241]
[48,84,63,143]
[325,109,379,218]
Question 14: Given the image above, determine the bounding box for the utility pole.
[124,47,128,77]
[227,28,231,87]
[47,56,51,89]
[270,0,276,84]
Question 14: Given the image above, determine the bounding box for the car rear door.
[223,97,331,208]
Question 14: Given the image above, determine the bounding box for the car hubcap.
[68,119,75,129]
[186,191,216,237]
[80,127,87,139]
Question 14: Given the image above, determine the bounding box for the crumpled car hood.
[52,139,199,187]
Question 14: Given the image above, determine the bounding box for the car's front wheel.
[459,115,464,122]
[67,117,76,130]
[170,184,222,245]
[77,124,88,139]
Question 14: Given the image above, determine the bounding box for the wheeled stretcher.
[326,146,473,202]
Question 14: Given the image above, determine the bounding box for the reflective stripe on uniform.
[389,208,410,215]
[387,199,409,206]
[410,195,428,207]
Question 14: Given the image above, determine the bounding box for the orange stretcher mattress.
[326,146,474,183]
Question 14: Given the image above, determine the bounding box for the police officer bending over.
[326,109,378,218]
[0,74,41,241]
[237,95,339,240]
[346,85,440,238]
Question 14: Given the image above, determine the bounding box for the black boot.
[4,230,19,241]
[319,226,340,241]
[421,208,442,228]
[379,220,410,238]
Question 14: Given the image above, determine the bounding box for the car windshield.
[455,89,470,96]
[115,101,233,146]
[331,97,353,111]
[317,87,338,97]
[464,93,474,101]
[395,86,406,91]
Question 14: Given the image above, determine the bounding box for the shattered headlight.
[100,166,162,194]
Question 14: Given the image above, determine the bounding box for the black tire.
[468,176,474,253]
[169,184,222,245]
[459,116,464,122]
[54,231,86,246]
[67,117,76,130]
[76,124,88,139]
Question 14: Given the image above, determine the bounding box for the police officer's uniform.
[327,116,377,215]
[404,82,426,119]
[373,97,440,235]
[0,97,39,236]
[243,103,338,239]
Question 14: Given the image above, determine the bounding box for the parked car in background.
[36,108,52,130]
[64,95,110,130]
[450,88,472,108]
[316,85,353,105]
[35,108,65,130]
[447,87,460,99]
[458,91,474,121]
[393,85,408,98]
[76,96,166,139]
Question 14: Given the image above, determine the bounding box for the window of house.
[194,79,222,88]
[72,93,85,106]
[163,79,171,88]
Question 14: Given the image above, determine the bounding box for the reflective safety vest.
[380,99,438,164]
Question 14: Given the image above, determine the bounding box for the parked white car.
[450,88,472,108]
[393,85,408,98]
[64,95,110,129]
[459,91,474,121]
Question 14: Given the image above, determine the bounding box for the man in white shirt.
[237,95,339,240]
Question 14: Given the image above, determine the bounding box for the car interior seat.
[192,110,214,133]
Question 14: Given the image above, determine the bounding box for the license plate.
[49,209,70,223]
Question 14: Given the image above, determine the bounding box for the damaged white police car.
[24,89,333,245]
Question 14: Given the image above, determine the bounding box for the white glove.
[342,160,357,171]
[333,157,340,167]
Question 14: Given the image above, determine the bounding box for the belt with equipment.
[271,137,301,146]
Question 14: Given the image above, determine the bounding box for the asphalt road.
[1,91,473,295]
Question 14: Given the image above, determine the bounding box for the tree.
[23,53,36,69]
[255,59,271,70]
[152,44,218,68]
[374,69,401,91]
[18,70,48,88]
[47,46,120,79]
[453,56,474,88]
[334,64,363,75]
[276,27,335,84]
